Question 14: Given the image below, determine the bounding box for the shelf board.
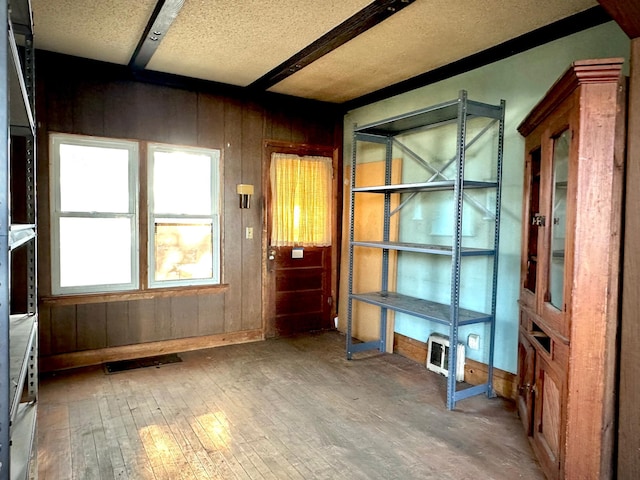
[9,224,36,250]
[352,179,496,194]
[351,240,495,256]
[10,401,37,480]
[350,291,492,325]
[354,97,503,136]
[9,314,37,421]
[8,22,35,134]
[10,0,34,35]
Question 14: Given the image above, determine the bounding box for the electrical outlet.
[246,227,253,239]
[468,334,480,350]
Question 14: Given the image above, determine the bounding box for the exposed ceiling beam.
[129,0,185,70]
[597,0,640,39]
[249,0,416,91]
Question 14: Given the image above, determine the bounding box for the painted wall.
[342,21,630,373]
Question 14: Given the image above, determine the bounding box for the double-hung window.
[50,133,221,295]
[51,134,139,294]
[147,143,220,288]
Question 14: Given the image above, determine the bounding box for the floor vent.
[104,353,182,374]
[426,333,465,382]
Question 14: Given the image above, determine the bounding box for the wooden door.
[532,353,564,480]
[519,105,573,480]
[337,160,401,352]
[264,142,338,338]
[521,109,574,339]
[516,330,535,435]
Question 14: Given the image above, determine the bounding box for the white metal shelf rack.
[1,0,38,477]
[346,90,505,410]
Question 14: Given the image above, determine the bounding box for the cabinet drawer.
[520,308,568,370]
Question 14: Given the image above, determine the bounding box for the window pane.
[59,144,131,213]
[549,129,569,310]
[153,151,212,215]
[59,217,133,287]
[270,154,332,246]
[154,222,213,281]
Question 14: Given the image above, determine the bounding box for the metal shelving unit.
[1,0,38,477]
[346,90,504,410]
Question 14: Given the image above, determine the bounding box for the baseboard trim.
[393,332,517,400]
[40,329,264,373]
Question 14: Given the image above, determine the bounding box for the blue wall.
[343,22,629,373]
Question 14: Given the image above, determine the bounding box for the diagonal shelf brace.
[389,119,498,218]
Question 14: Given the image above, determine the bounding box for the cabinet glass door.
[548,130,569,310]
[524,148,541,294]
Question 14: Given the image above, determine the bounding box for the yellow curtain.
[270,153,333,246]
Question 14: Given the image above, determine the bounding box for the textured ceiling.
[146,0,373,87]
[269,0,600,102]
[32,0,158,65]
[31,0,599,104]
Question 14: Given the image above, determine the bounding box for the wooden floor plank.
[37,406,73,480]
[38,331,543,479]
[110,381,157,479]
[150,388,215,479]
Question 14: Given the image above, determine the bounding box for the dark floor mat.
[104,353,182,374]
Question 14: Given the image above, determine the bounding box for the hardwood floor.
[37,331,543,479]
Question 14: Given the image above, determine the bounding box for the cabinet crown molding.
[517,57,624,137]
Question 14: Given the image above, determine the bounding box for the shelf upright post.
[447,91,468,410]
[0,0,10,473]
[24,24,37,406]
[25,29,36,320]
[487,99,506,397]
[378,136,394,352]
[346,127,358,359]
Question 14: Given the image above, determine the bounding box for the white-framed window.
[50,134,222,295]
[50,133,139,295]
[147,143,221,288]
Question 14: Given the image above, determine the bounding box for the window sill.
[40,284,230,306]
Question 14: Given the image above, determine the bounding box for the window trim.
[50,133,140,295]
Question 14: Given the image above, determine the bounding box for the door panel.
[272,246,331,336]
[337,160,401,352]
[532,353,563,479]
[517,329,535,435]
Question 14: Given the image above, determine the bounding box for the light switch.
[246,227,253,239]
[292,248,303,259]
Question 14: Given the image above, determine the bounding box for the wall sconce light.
[237,184,254,208]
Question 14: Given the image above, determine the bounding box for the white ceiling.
[31,0,599,104]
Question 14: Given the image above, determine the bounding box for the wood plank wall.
[35,51,342,367]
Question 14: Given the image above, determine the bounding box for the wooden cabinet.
[517,58,625,480]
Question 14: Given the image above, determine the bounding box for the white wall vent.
[426,333,465,382]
